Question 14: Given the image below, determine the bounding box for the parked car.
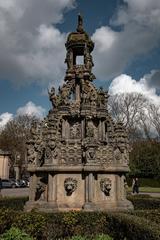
[1,179,18,188]
[16,179,28,188]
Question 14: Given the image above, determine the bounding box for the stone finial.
[77,14,84,33]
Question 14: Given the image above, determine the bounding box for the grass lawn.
[128,187,160,193]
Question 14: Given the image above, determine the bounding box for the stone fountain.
[25,15,133,212]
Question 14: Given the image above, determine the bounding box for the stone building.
[25,15,133,211]
[0,150,10,179]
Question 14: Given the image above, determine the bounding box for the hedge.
[0,209,160,240]
[106,212,160,240]
[129,209,160,225]
[127,194,160,210]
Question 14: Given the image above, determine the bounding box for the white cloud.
[17,101,46,118]
[109,73,160,105]
[0,0,75,86]
[0,101,46,129]
[144,70,160,90]
[92,0,160,80]
[0,112,13,129]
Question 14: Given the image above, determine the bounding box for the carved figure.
[35,181,46,201]
[70,122,81,138]
[30,121,38,139]
[97,87,106,107]
[84,46,93,72]
[100,178,112,196]
[48,87,57,109]
[86,124,94,138]
[44,146,52,164]
[65,49,73,70]
[27,145,36,164]
[37,146,45,166]
[64,178,77,196]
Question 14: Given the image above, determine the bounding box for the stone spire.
[77,14,84,33]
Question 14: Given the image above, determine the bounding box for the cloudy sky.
[0,0,160,127]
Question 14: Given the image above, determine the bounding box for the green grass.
[128,187,160,193]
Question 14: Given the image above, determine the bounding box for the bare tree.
[108,92,149,140]
[148,103,160,138]
[0,114,39,177]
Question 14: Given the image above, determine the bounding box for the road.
[1,188,160,198]
[1,188,29,197]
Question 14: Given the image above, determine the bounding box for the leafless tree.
[148,103,160,138]
[0,114,39,177]
[108,92,149,140]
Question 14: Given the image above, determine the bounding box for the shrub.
[69,235,113,240]
[0,208,16,234]
[106,213,160,240]
[69,236,87,240]
[0,209,160,240]
[13,211,47,240]
[129,209,160,225]
[0,197,28,210]
[94,234,113,240]
[0,227,33,240]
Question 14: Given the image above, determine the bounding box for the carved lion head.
[64,177,77,196]
[100,178,112,196]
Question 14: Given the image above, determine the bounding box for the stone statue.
[37,145,45,166]
[27,145,36,164]
[48,87,57,109]
[35,181,46,201]
[84,46,93,72]
[65,49,73,70]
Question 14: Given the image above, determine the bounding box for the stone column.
[83,173,96,210]
[102,121,105,140]
[99,120,104,140]
[62,119,66,139]
[98,121,102,140]
[116,174,122,201]
[65,120,70,139]
[29,173,37,201]
[76,82,80,101]
[81,119,85,139]
[48,173,58,209]
[88,173,94,202]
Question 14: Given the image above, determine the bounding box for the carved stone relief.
[27,144,36,165]
[70,122,81,139]
[35,178,47,201]
[100,178,112,196]
[64,178,77,196]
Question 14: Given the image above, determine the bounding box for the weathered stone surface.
[25,15,133,212]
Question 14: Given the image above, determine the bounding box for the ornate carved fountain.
[25,15,133,211]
